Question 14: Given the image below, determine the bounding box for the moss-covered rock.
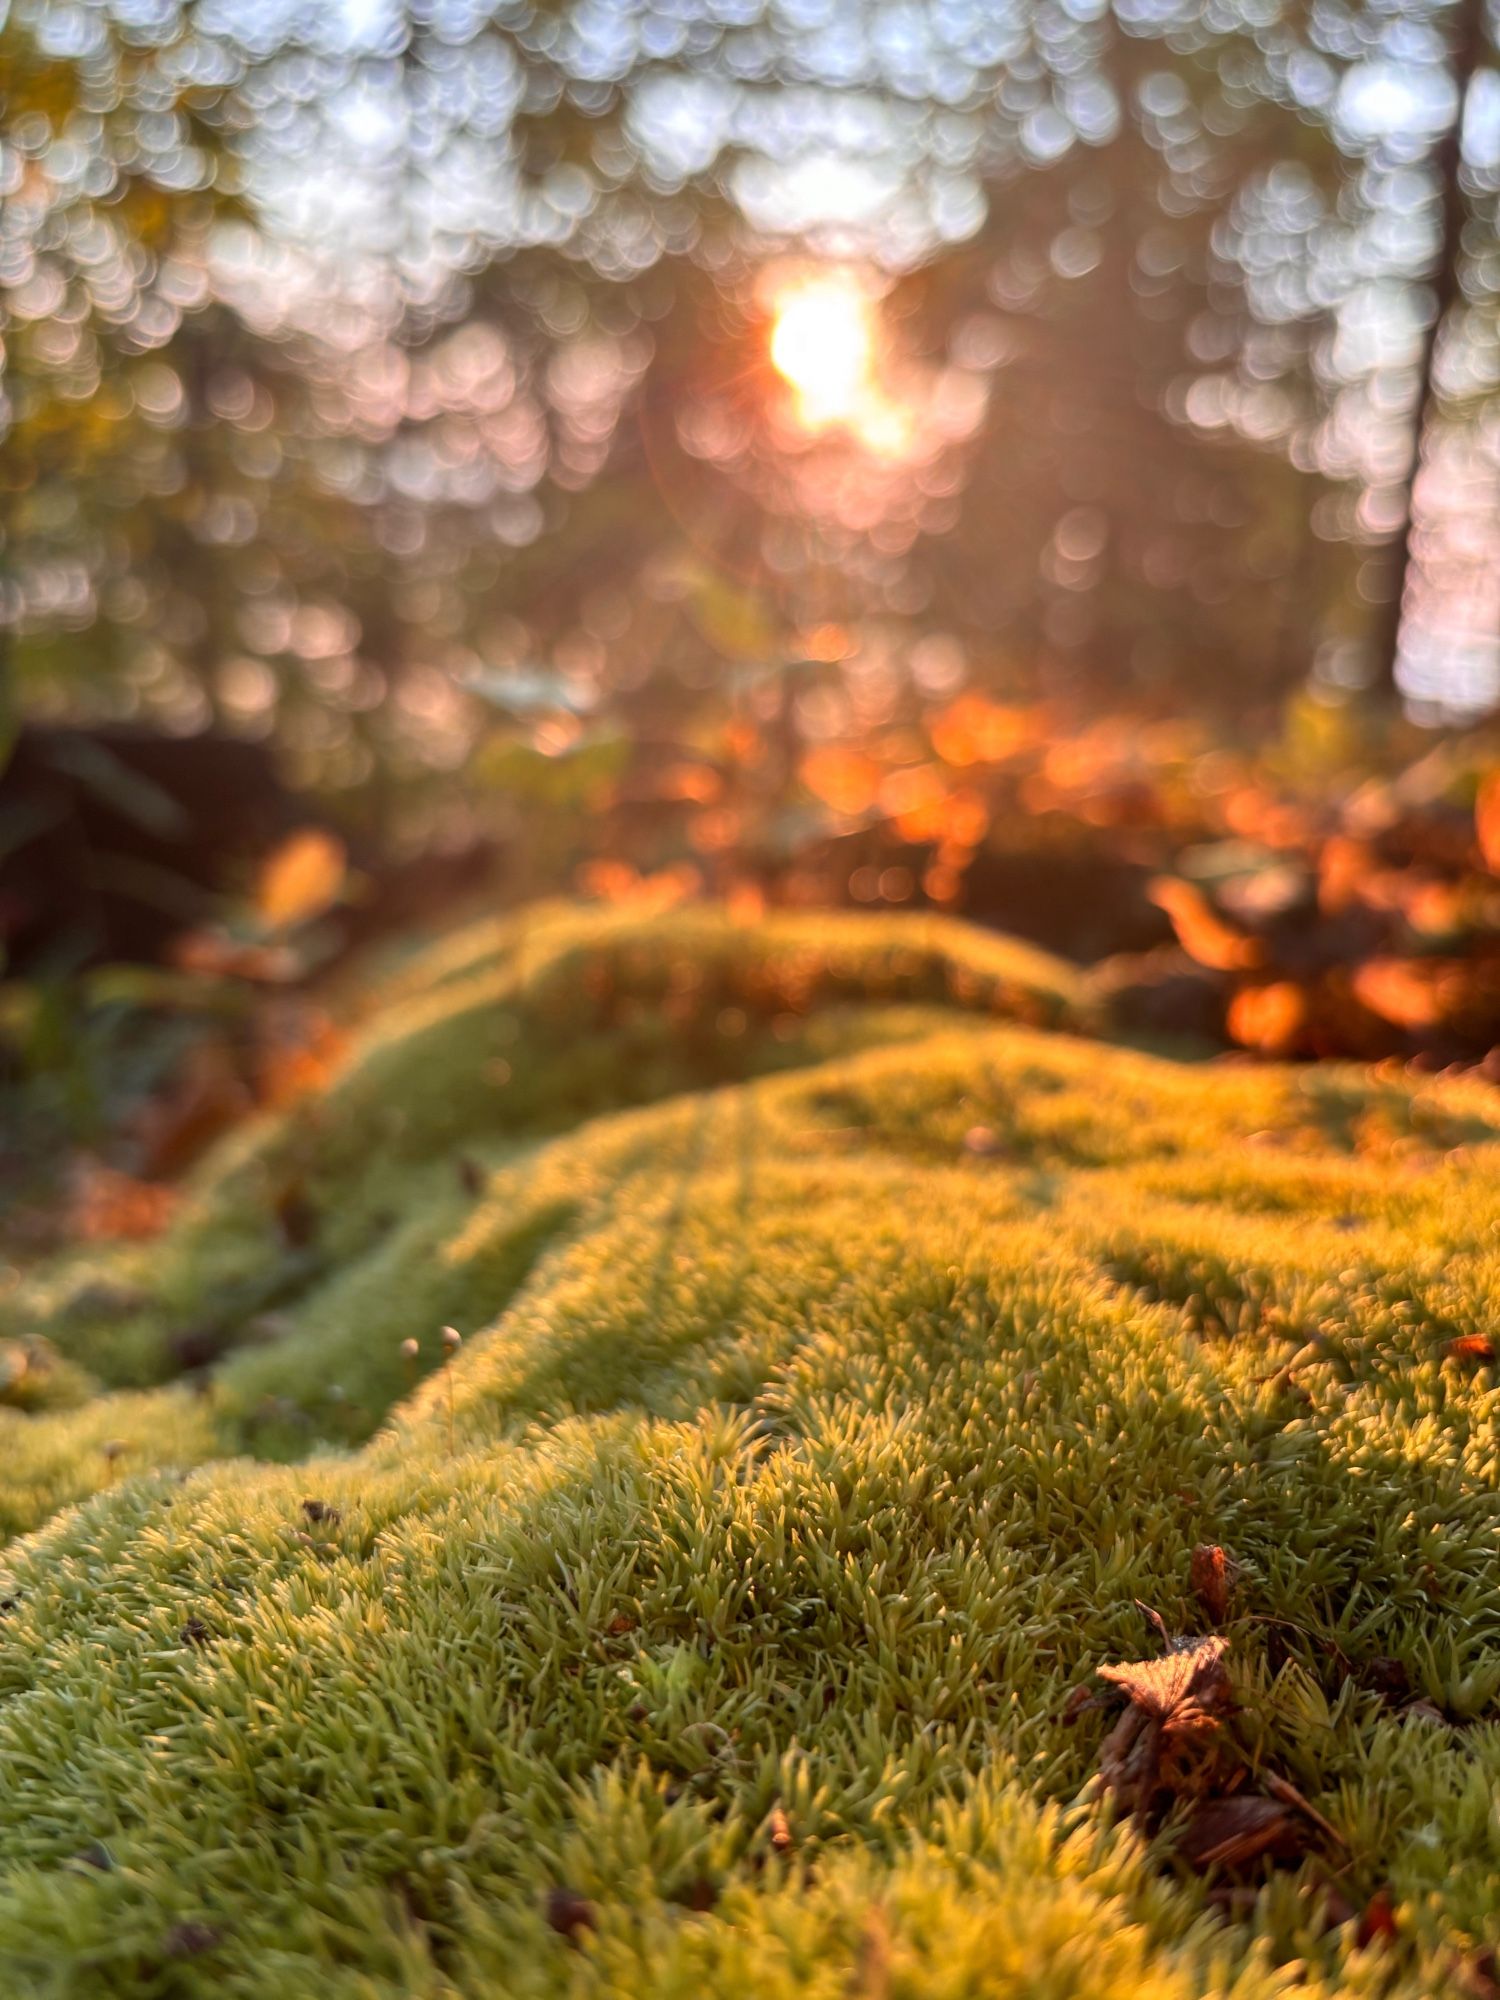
[1,904,1497,1996]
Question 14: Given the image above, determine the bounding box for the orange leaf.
[1477,768,1500,874]
[1350,958,1453,1031]
[1357,1888,1399,1947]
[70,1160,178,1242]
[929,695,1030,767]
[1149,879,1262,973]
[255,828,347,931]
[1227,982,1306,1055]
[1318,836,1375,915]
[801,748,882,816]
[1445,1334,1495,1365]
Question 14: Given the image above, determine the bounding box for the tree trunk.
[1370,0,1487,704]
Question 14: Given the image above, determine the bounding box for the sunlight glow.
[771,275,874,426]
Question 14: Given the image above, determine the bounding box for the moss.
[1,904,1498,1995]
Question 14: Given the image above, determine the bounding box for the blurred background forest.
[4,0,1500,1226]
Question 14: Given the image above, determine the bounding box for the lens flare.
[770,275,873,425]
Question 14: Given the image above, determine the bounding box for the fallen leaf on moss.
[1060,1682,1103,1723]
[1357,1887,1398,1946]
[1176,1793,1306,1869]
[545,1886,596,1941]
[1098,1635,1231,1727]
[1362,1655,1412,1704]
[164,1921,221,1960]
[1096,1635,1232,1813]
[70,1160,178,1242]
[1261,1768,1345,1849]
[1190,1544,1237,1624]
[1445,1333,1495,1365]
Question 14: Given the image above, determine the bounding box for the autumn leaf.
[70,1160,178,1242]
[801,747,882,817]
[1476,767,1500,874]
[1351,957,1458,1031]
[1227,983,1306,1055]
[256,828,347,932]
[1190,1544,1238,1625]
[1095,1634,1234,1813]
[1318,835,1376,915]
[1098,1634,1232,1730]
[1358,1888,1399,1946]
[1060,1682,1103,1723]
[928,694,1030,767]
[1444,1333,1495,1365]
[1176,1793,1306,1870]
[545,1886,596,1941]
[1148,878,1262,973]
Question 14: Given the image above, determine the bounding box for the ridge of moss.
[1,905,1497,1996]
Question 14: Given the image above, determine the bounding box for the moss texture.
[1,904,1498,1997]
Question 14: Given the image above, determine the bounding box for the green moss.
[1,904,1497,1995]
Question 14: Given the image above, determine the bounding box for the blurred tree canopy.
[3,0,1499,837]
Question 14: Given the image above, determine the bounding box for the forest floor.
[2,902,1498,1997]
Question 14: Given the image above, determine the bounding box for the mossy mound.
[2,904,1498,1997]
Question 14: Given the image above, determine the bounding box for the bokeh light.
[770,273,875,428]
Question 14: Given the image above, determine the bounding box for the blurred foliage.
[5,0,1500,804]
[3,0,1500,1214]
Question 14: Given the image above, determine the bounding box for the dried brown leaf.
[1261,1768,1346,1849]
[1362,1656,1412,1705]
[256,827,347,931]
[1190,1544,1237,1625]
[164,1922,221,1960]
[1097,1635,1232,1732]
[1357,1888,1398,1946]
[70,1161,178,1243]
[1176,1793,1306,1870]
[1061,1682,1102,1723]
[545,1887,596,1942]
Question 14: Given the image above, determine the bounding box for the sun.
[770,274,873,426]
